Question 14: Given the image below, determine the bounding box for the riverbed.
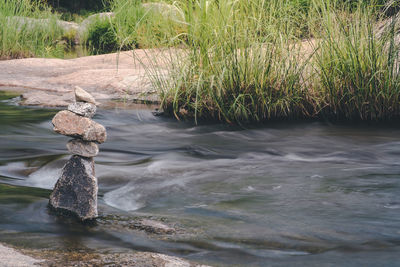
[0,92,399,266]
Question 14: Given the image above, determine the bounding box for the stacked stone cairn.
[49,86,107,221]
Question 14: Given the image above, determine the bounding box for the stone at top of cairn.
[68,86,97,118]
[74,86,97,105]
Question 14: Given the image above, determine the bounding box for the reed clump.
[312,2,400,120]
[134,0,400,123]
[147,0,313,124]
[0,0,65,59]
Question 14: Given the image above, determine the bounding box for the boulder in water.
[49,155,98,220]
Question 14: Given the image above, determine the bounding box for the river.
[0,92,399,266]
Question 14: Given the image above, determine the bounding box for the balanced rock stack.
[49,86,106,220]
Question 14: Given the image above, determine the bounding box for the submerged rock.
[67,139,99,157]
[52,110,107,143]
[49,155,98,220]
[68,101,97,118]
[74,86,97,104]
[134,219,176,235]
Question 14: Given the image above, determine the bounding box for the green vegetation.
[84,17,119,54]
[149,0,312,123]
[312,2,400,120]
[110,0,185,48]
[127,0,400,123]
[0,0,65,59]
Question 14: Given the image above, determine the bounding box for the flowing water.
[0,92,399,266]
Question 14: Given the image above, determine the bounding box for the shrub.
[312,3,400,120]
[147,0,400,123]
[85,18,118,55]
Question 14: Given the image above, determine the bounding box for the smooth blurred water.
[0,93,399,266]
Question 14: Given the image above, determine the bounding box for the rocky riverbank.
[0,207,210,266]
[0,242,210,267]
[0,244,43,267]
[0,49,165,107]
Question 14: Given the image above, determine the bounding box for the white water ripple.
[103,183,144,211]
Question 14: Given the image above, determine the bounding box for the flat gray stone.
[52,110,107,143]
[68,101,97,118]
[67,139,99,157]
[49,155,98,220]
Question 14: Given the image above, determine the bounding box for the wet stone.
[135,219,176,235]
[49,155,98,220]
[68,102,97,118]
[67,139,99,157]
[52,110,107,143]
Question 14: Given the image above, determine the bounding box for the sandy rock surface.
[34,251,211,267]
[0,242,211,267]
[0,50,165,107]
[0,243,43,267]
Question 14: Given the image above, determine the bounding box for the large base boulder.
[49,155,98,220]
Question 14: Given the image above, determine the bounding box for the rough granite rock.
[49,155,98,220]
[52,110,107,143]
[74,86,97,104]
[67,139,99,157]
[68,101,97,118]
[0,50,162,107]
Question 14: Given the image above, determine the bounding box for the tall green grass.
[0,0,64,59]
[312,2,400,120]
[145,0,314,123]
[111,0,185,49]
[136,0,400,123]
